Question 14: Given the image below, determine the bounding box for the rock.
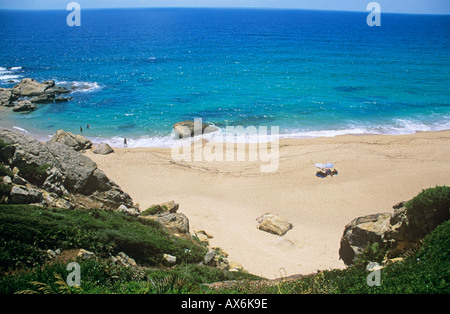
[9,185,43,204]
[2,175,12,184]
[51,129,92,151]
[141,212,190,235]
[42,167,67,196]
[338,213,392,266]
[44,86,71,95]
[77,249,95,260]
[163,253,177,264]
[0,88,13,106]
[173,120,218,139]
[0,128,134,210]
[118,204,140,216]
[111,252,137,268]
[30,94,55,104]
[11,78,69,97]
[12,175,27,185]
[141,200,179,216]
[54,96,73,103]
[194,230,213,245]
[256,213,293,236]
[93,143,114,155]
[40,190,75,210]
[204,249,216,266]
[13,100,37,112]
[47,249,57,259]
[339,189,450,265]
[12,78,55,97]
[384,198,450,258]
[228,260,244,272]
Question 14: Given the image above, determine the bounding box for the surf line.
[170,118,280,173]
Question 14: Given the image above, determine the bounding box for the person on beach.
[124,138,127,147]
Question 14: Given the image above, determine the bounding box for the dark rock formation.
[50,129,92,152]
[12,100,37,112]
[0,128,134,210]
[339,189,450,266]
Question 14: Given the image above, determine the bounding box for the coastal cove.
[1,9,449,144]
[86,130,450,279]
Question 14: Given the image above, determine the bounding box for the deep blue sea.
[0,8,449,147]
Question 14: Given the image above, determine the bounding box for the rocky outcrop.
[256,213,293,236]
[0,88,16,106]
[0,128,133,211]
[339,189,450,266]
[173,120,218,139]
[50,129,92,152]
[13,100,37,112]
[339,213,392,265]
[1,78,72,108]
[12,78,55,97]
[140,200,190,236]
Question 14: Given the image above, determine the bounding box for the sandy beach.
[86,130,450,279]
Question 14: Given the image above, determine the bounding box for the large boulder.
[338,213,392,266]
[50,129,92,151]
[256,213,293,236]
[9,185,43,204]
[339,188,450,265]
[13,100,37,112]
[0,128,133,210]
[384,194,450,258]
[141,212,190,235]
[0,88,14,106]
[173,120,218,139]
[12,78,55,97]
[93,143,114,155]
[30,93,55,104]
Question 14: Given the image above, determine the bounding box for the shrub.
[17,163,51,186]
[141,205,167,216]
[406,185,450,221]
[0,164,12,177]
[0,205,206,272]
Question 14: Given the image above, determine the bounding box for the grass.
[0,186,448,294]
[0,204,207,271]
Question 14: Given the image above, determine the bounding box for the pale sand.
[86,130,450,279]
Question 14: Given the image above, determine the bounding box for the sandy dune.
[86,130,450,279]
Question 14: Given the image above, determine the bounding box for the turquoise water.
[0,8,449,147]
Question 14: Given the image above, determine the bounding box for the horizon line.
[0,6,449,16]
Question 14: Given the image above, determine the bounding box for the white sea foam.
[84,116,450,149]
[55,80,102,93]
[0,66,23,83]
[12,126,30,134]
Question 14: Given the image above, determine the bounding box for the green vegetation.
[214,219,450,294]
[141,204,168,216]
[0,204,257,294]
[406,185,450,218]
[0,185,448,294]
[0,164,12,177]
[15,163,51,186]
[0,204,207,272]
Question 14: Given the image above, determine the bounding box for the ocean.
[0,8,449,147]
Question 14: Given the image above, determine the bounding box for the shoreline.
[85,129,450,279]
[3,119,450,149]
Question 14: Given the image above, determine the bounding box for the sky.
[0,0,449,15]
